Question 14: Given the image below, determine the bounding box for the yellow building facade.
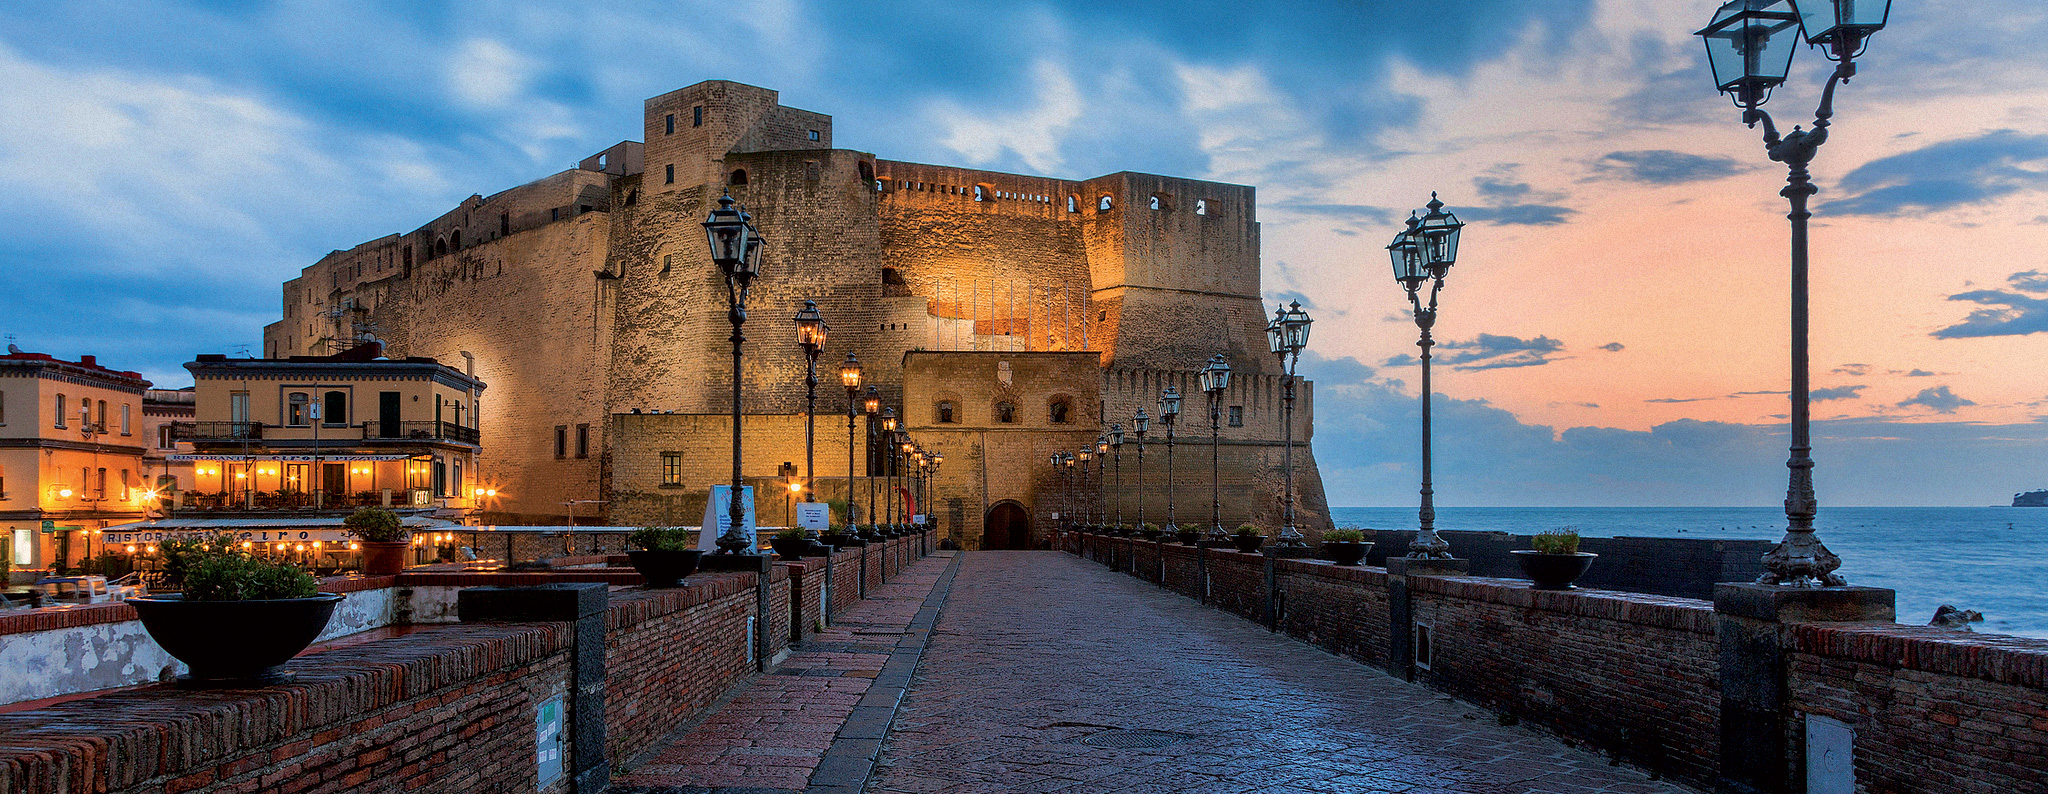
[0,350,158,575]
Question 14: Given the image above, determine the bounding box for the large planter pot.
[769,537,814,559]
[627,549,704,588]
[1511,551,1599,590]
[1138,529,1163,541]
[1176,530,1203,546]
[1230,534,1266,553]
[359,540,409,575]
[1322,541,1372,566]
[129,593,344,687]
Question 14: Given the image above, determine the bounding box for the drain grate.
[1076,729,1197,749]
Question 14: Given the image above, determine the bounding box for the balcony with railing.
[170,420,479,446]
[170,421,263,442]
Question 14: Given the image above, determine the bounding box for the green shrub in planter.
[342,507,406,543]
[182,552,320,602]
[1531,526,1581,555]
[628,526,695,551]
[1323,529,1366,543]
[1233,524,1263,537]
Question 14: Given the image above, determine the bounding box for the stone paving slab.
[610,552,959,794]
[867,551,1700,794]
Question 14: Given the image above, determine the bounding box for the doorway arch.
[983,501,1031,550]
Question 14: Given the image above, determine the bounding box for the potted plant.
[858,523,882,542]
[1230,524,1266,553]
[127,544,340,687]
[1512,527,1598,590]
[1137,524,1162,541]
[626,527,702,587]
[1321,529,1372,566]
[827,526,866,547]
[344,507,409,575]
[1174,524,1202,545]
[771,528,815,559]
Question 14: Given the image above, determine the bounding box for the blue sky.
[3,1,2046,505]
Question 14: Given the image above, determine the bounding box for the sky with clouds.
[2,0,2044,506]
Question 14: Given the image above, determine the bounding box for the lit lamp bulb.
[126,545,136,553]
[349,542,360,550]
[242,541,253,550]
[145,545,157,554]
[486,489,497,497]
[58,488,73,498]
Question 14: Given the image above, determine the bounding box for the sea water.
[1329,506,2048,640]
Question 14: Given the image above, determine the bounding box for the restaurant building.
[0,348,157,576]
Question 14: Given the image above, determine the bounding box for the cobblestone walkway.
[869,551,1695,794]
[610,552,956,794]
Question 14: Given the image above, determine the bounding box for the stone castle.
[263,80,1327,548]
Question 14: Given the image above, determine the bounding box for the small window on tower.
[1098,195,1113,211]
[937,401,956,424]
[693,106,703,127]
[807,129,820,141]
[1049,398,1072,425]
[665,164,675,185]
[729,169,749,186]
[1196,199,1208,215]
[665,114,675,135]
[995,402,1016,424]
[1228,406,1243,427]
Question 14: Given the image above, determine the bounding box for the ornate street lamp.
[1107,426,1124,528]
[840,353,862,530]
[929,450,944,539]
[1266,301,1313,547]
[1049,453,1065,533]
[795,299,828,532]
[1158,388,1180,536]
[1078,447,1095,526]
[1132,410,1149,531]
[704,192,764,555]
[1062,452,1077,532]
[894,430,912,525]
[880,408,898,524]
[1388,195,1463,559]
[1697,0,1888,587]
[862,387,880,532]
[1197,355,1232,540]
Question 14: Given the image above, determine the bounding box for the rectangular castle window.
[1228,406,1243,427]
[807,129,820,141]
[665,164,675,184]
[575,424,590,459]
[693,106,703,127]
[665,113,675,135]
[554,425,567,459]
[661,452,682,486]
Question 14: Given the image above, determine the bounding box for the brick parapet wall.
[1787,623,2048,794]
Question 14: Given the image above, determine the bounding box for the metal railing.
[172,421,263,441]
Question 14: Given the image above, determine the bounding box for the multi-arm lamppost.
[1158,388,1180,536]
[840,353,862,529]
[1697,0,1888,587]
[1107,427,1123,527]
[703,193,765,555]
[862,387,880,531]
[1132,410,1149,530]
[795,300,828,525]
[1197,355,1232,540]
[1266,302,1313,548]
[1388,195,1464,559]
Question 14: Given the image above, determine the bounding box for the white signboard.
[103,528,352,545]
[697,485,758,551]
[912,514,926,526]
[796,502,830,530]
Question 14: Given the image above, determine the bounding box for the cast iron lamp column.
[896,431,913,524]
[862,387,880,530]
[1266,302,1314,547]
[1132,410,1149,530]
[1077,448,1094,526]
[929,451,944,539]
[1387,195,1464,559]
[1108,426,1124,527]
[1095,436,1111,526]
[1158,389,1180,535]
[795,300,828,531]
[1697,0,1888,587]
[840,353,862,529]
[879,408,898,525]
[1062,453,1077,532]
[1197,355,1231,540]
[703,192,765,555]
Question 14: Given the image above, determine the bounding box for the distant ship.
[2016,490,2048,507]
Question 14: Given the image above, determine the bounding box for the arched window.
[435,239,447,258]
[936,401,956,424]
[1049,398,1072,425]
[858,161,875,182]
[1149,195,1161,210]
[729,168,748,186]
[1195,199,1208,216]
[974,184,987,202]
[995,402,1016,424]
[451,230,461,249]
[1067,195,1078,212]
[1098,195,1113,211]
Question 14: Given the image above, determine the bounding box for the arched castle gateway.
[263,79,1329,548]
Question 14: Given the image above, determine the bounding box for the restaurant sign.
[103,528,353,545]
[165,454,412,462]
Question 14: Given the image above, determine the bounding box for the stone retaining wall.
[1070,533,2048,794]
